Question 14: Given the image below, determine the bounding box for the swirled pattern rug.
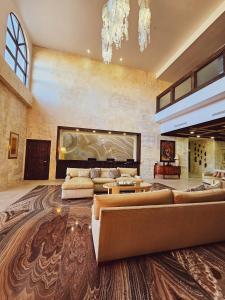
[0,184,225,300]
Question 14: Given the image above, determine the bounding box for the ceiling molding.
[156,2,225,79]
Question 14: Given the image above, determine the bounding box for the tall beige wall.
[0,0,32,190]
[0,81,28,189]
[28,46,188,180]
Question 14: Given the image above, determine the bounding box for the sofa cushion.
[67,168,90,178]
[93,189,173,219]
[62,177,93,190]
[108,168,121,179]
[100,168,110,178]
[173,189,225,204]
[118,168,137,177]
[78,169,90,177]
[90,168,101,179]
[92,177,115,184]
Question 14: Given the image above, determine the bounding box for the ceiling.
[15,0,225,82]
[162,117,225,141]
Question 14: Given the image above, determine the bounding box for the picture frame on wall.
[8,132,19,159]
[160,140,175,163]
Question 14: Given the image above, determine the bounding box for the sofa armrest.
[65,175,71,182]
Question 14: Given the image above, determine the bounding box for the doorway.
[24,139,51,180]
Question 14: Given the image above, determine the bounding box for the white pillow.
[121,173,131,178]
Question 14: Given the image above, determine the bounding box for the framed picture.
[160,140,175,162]
[8,132,19,159]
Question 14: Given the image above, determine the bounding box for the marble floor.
[0,177,202,212]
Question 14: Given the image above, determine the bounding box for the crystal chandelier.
[102,0,151,64]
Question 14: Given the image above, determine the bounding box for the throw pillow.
[184,184,206,192]
[90,168,101,179]
[108,168,121,179]
[78,169,90,177]
[121,173,131,178]
[204,182,221,189]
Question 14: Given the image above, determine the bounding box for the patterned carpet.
[0,184,225,300]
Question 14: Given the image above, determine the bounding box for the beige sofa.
[202,169,225,187]
[92,188,225,263]
[62,167,140,199]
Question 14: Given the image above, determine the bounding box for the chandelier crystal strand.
[102,0,130,64]
[138,0,151,52]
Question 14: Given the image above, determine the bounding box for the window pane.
[159,92,171,109]
[11,14,19,38]
[16,66,25,83]
[4,50,15,71]
[18,28,25,44]
[175,77,192,100]
[6,31,16,56]
[19,45,27,57]
[17,51,26,70]
[7,15,16,38]
[197,55,224,87]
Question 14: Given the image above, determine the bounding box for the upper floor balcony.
[156,45,225,113]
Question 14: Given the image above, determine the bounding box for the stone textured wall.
[28,46,188,180]
[0,81,28,189]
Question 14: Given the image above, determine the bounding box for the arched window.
[4,13,28,85]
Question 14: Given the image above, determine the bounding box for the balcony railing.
[156,45,225,113]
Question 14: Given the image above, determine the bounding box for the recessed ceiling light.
[190,131,194,134]
[86,49,91,54]
[119,57,123,62]
[197,135,200,138]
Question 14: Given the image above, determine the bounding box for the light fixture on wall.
[76,128,80,132]
[211,136,215,139]
[86,49,91,54]
[101,0,151,63]
[190,131,194,134]
[108,131,112,134]
[92,130,96,133]
[197,135,200,138]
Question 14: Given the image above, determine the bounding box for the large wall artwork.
[58,127,138,161]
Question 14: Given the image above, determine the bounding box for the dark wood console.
[56,160,140,179]
[154,164,181,179]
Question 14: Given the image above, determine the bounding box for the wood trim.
[156,44,225,112]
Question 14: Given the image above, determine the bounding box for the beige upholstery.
[173,189,225,204]
[92,177,115,184]
[100,168,111,178]
[62,167,139,199]
[92,201,225,263]
[62,177,93,190]
[118,168,137,177]
[94,189,173,219]
[67,168,90,178]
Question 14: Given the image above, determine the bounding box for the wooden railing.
[156,45,225,113]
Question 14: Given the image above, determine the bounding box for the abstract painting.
[59,129,137,161]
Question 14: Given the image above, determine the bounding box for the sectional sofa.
[92,188,225,263]
[202,169,225,187]
[61,167,140,199]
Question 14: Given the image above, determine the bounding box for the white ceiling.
[15,0,225,81]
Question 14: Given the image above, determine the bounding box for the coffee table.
[103,182,152,194]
